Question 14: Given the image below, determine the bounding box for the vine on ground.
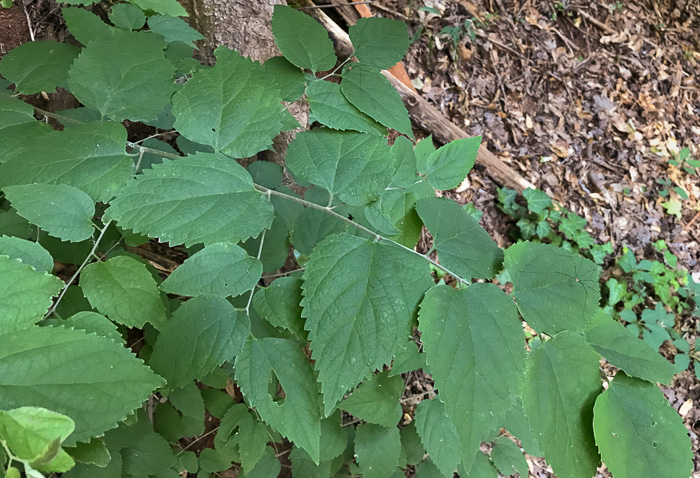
[0,2,695,477]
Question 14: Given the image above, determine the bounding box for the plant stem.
[44,221,114,319]
[29,107,468,285]
[255,185,470,285]
[245,228,267,316]
[318,55,354,81]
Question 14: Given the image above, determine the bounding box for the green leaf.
[0,122,133,203]
[240,446,281,477]
[150,296,249,388]
[154,401,183,442]
[3,184,95,242]
[104,153,274,247]
[301,233,432,413]
[341,63,413,137]
[120,428,176,475]
[585,312,676,384]
[253,277,306,338]
[0,326,164,446]
[401,422,425,466]
[68,29,174,122]
[0,97,35,129]
[306,80,386,134]
[0,235,53,272]
[500,397,542,457]
[235,337,323,463]
[61,311,124,343]
[0,41,80,94]
[0,407,75,472]
[414,135,436,172]
[522,188,552,214]
[415,459,445,478]
[198,447,233,473]
[490,436,528,478]
[340,371,403,427]
[286,129,392,206]
[0,208,32,239]
[0,255,63,332]
[354,424,401,478]
[248,161,283,189]
[461,451,498,477]
[364,201,399,235]
[593,372,693,478]
[416,197,503,280]
[169,383,205,436]
[148,15,204,48]
[418,283,525,470]
[505,242,601,334]
[241,213,289,273]
[64,438,111,467]
[271,5,336,72]
[522,332,601,478]
[413,398,460,477]
[662,197,683,218]
[559,212,587,240]
[81,255,167,330]
[319,410,347,461]
[290,206,347,255]
[290,446,332,478]
[387,138,415,186]
[172,47,284,157]
[262,56,307,102]
[127,0,187,17]
[216,405,269,473]
[418,136,481,190]
[161,243,262,298]
[178,450,198,473]
[62,7,113,45]
[389,339,426,376]
[349,17,410,70]
[109,4,146,30]
[382,183,433,248]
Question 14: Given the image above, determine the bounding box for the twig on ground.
[22,3,35,42]
[298,1,372,9]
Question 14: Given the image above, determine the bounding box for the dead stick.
[307,5,536,192]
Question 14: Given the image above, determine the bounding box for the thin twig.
[44,221,114,318]
[177,426,220,454]
[256,185,470,285]
[262,268,305,280]
[32,105,82,125]
[299,1,372,9]
[245,228,267,316]
[22,3,35,42]
[371,3,407,20]
[318,55,354,81]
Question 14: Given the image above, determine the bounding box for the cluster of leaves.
[410,6,496,51]
[498,187,700,377]
[0,2,695,478]
[497,186,613,264]
[658,147,699,218]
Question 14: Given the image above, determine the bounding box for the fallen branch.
[307,4,536,192]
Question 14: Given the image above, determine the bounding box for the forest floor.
[1,0,699,476]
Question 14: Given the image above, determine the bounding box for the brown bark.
[181,0,308,170]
